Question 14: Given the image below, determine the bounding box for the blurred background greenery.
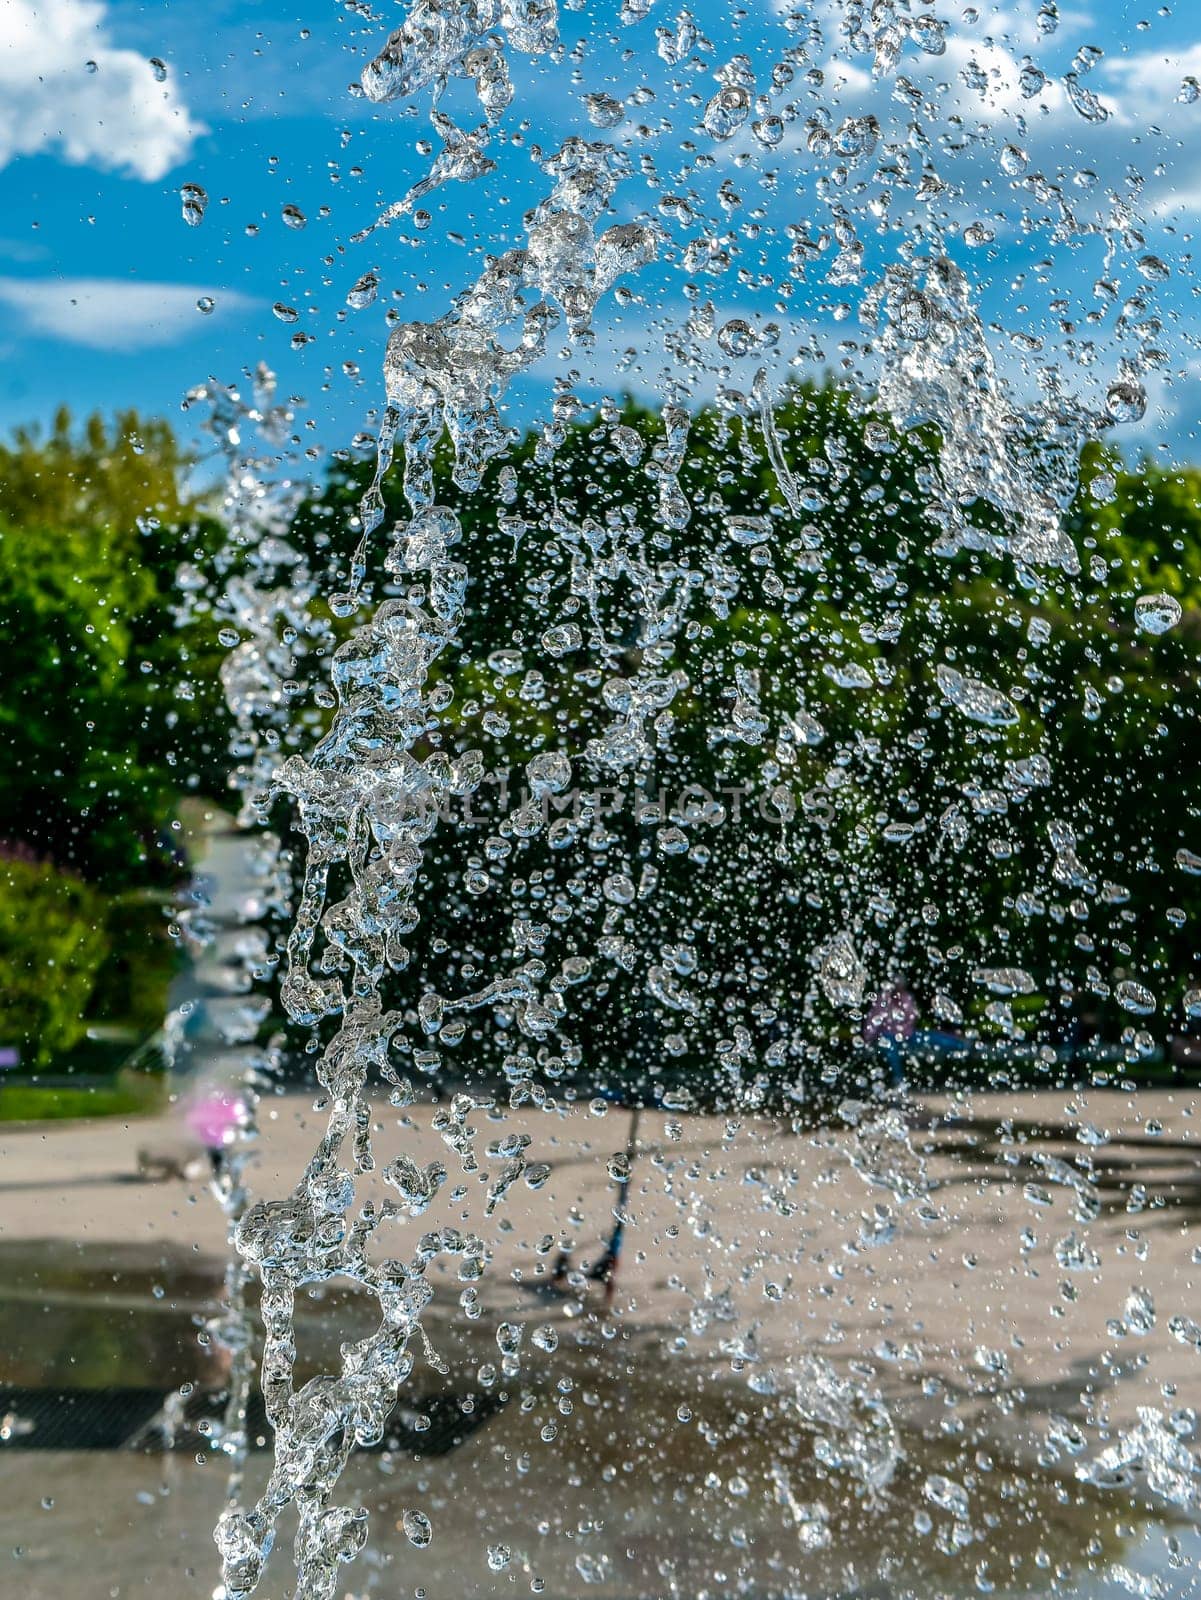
[2,392,1199,1118]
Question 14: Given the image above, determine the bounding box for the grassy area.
[0,1070,167,1124]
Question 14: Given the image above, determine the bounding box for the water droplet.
[1125,1287,1156,1333]
[1064,72,1109,123]
[1115,980,1156,1016]
[576,1552,611,1584]
[583,92,625,128]
[936,665,1019,727]
[526,752,571,795]
[702,85,751,141]
[541,622,582,657]
[347,270,379,310]
[1105,380,1147,425]
[282,204,307,230]
[727,514,770,545]
[717,318,755,357]
[1089,471,1116,504]
[924,1473,970,1521]
[752,115,784,148]
[149,57,167,82]
[1019,62,1047,98]
[911,15,946,54]
[1000,144,1028,176]
[603,873,636,905]
[196,295,215,315]
[401,1510,432,1548]
[1134,594,1181,635]
[180,183,208,227]
[818,932,867,1007]
[973,967,1035,997]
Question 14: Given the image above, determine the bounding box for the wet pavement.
[3,1381,1198,1600]
[0,1086,1198,1596]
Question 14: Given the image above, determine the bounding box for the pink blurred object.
[864,985,917,1044]
[185,1088,245,1150]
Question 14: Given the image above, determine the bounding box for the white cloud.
[1104,41,1201,102]
[0,0,203,179]
[0,277,256,350]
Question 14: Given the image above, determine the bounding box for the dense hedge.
[0,854,111,1068]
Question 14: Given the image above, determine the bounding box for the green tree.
[284,385,1201,1097]
[0,408,230,885]
[0,409,235,1075]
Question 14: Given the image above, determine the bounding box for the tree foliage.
[0,409,230,1067]
[291,386,1201,1093]
[3,395,1200,1087]
[0,853,110,1068]
[0,408,229,886]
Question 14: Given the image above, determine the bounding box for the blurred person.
[864,983,917,1094]
[184,1079,247,1183]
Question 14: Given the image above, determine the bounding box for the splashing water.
[192,4,1200,1596]
[175,366,323,1504]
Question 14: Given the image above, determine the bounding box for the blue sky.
[1,0,1199,478]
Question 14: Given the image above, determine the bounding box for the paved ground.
[1,1087,1198,1597]
[1,1086,1198,1422]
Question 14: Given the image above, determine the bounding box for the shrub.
[0,852,111,1068]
